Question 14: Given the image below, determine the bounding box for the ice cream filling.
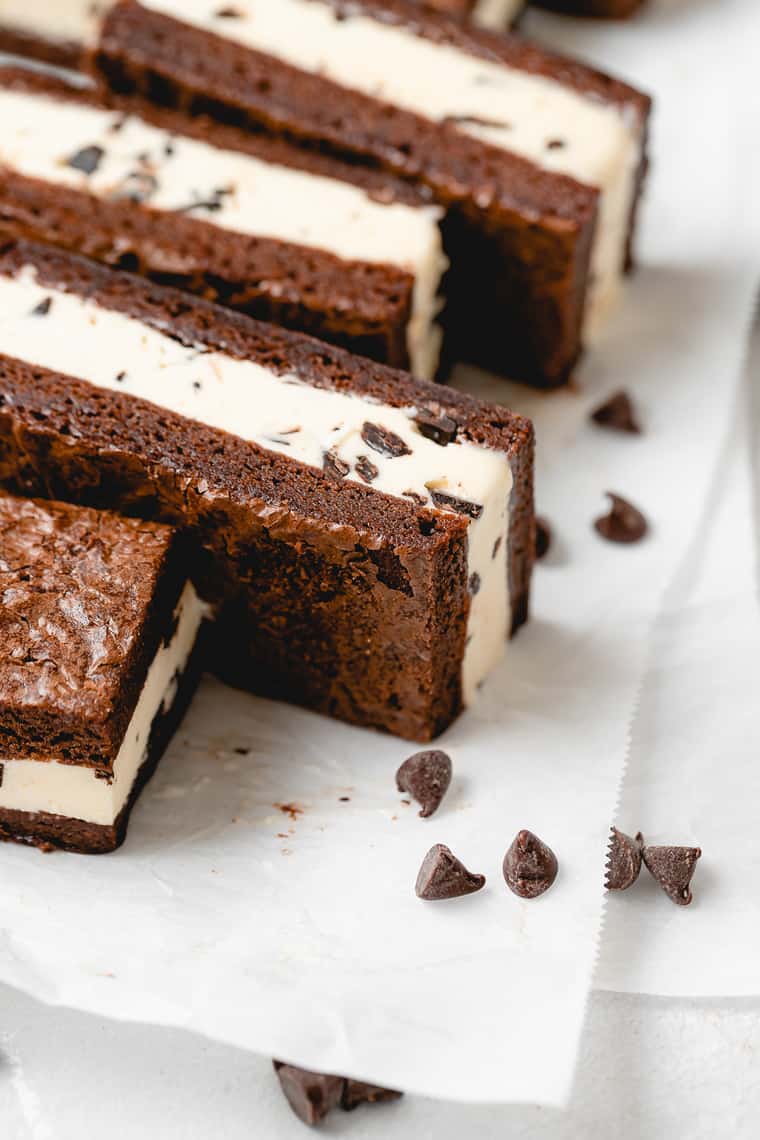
[0,582,206,827]
[0,86,446,378]
[0,0,111,46]
[0,265,514,705]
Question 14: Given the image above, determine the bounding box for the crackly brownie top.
[0,493,174,728]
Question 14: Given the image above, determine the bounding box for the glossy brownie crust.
[0,241,535,741]
[94,0,650,387]
[531,0,644,16]
[0,66,426,371]
[0,492,184,770]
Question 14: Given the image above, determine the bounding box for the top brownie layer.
[0,492,181,767]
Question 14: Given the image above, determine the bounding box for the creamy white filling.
[0,582,205,827]
[141,0,643,333]
[0,267,513,703]
[0,87,446,377]
[472,0,523,29]
[0,0,111,45]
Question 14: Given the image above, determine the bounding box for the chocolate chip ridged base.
[0,243,534,742]
[0,645,202,855]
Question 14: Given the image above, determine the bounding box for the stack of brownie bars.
[0,0,650,854]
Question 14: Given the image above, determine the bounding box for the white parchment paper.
[0,0,758,1106]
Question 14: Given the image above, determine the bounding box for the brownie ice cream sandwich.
[93,0,651,387]
[0,66,446,377]
[0,241,534,741]
[0,493,206,854]
[0,1,113,67]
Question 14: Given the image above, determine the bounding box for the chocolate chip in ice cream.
[642,844,702,906]
[361,422,412,458]
[429,490,483,519]
[594,493,648,544]
[415,408,458,445]
[66,144,104,175]
[503,830,558,899]
[605,827,644,891]
[355,454,379,484]
[415,843,485,900]
[396,749,452,818]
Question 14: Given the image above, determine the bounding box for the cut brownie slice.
[0,65,445,378]
[0,0,113,67]
[0,241,534,741]
[93,0,651,387]
[531,0,644,16]
[0,492,206,854]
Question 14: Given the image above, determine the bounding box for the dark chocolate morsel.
[31,297,53,317]
[272,1061,344,1126]
[342,1080,403,1112]
[415,843,485,900]
[361,421,412,458]
[355,454,379,484]
[66,144,104,175]
[503,830,558,899]
[396,749,452,818]
[215,5,243,15]
[430,490,483,519]
[605,827,643,891]
[642,844,701,906]
[469,572,481,595]
[535,517,551,559]
[591,390,641,434]
[594,493,648,544]
[415,408,458,445]
[322,449,350,479]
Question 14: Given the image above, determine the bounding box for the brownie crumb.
[642,844,701,906]
[503,830,558,899]
[605,827,643,891]
[595,493,648,544]
[65,144,104,175]
[415,843,485,900]
[396,749,452,818]
[591,390,641,434]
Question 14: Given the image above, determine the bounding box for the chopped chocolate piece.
[403,490,428,507]
[503,830,558,898]
[361,421,412,458]
[396,749,452,818]
[429,491,483,519]
[322,449,350,479]
[591,390,641,434]
[415,408,458,445]
[65,144,104,175]
[469,572,481,595]
[31,296,52,317]
[605,827,643,891]
[215,6,243,16]
[642,844,701,906]
[594,493,648,544]
[178,186,234,214]
[355,454,379,484]
[535,517,552,559]
[115,370,127,383]
[342,1080,403,1112]
[415,843,485,899]
[492,535,503,558]
[272,1062,344,1126]
[110,170,159,203]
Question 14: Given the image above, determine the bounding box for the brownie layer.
[0,241,534,740]
[531,0,644,16]
[94,0,650,387]
[0,636,202,854]
[0,67,445,376]
[0,491,186,768]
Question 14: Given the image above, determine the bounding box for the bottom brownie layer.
[0,642,203,855]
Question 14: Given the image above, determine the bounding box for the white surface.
[0,0,758,1116]
[0,583,205,825]
[0,265,511,703]
[2,981,760,1139]
[143,0,644,332]
[0,85,445,378]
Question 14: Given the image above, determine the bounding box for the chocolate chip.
[355,454,379,484]
[215,5,243,15]
[546,138,566,150]
[642,844,701,906]
[66,144,104,175]
[396,749,452,818]
[403,490,428,507]
[178,186,233,213]
[31,297,52,317]
[594,493,648,544]
[503,830,558,899]
[415,843,485,900]
[342,1081,403,1112]
[273,1062,343,1126]
[591,390,641,434]
[415,408,458,445]
[361,422,412,458]
[469,572,481,595]
[430,490,483,519]
[111,170,158,203]
[535,517,551,559]
[323,449,349,479]
[492,535,503,559]
[115,371,127,383]
[605,827,643,891]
